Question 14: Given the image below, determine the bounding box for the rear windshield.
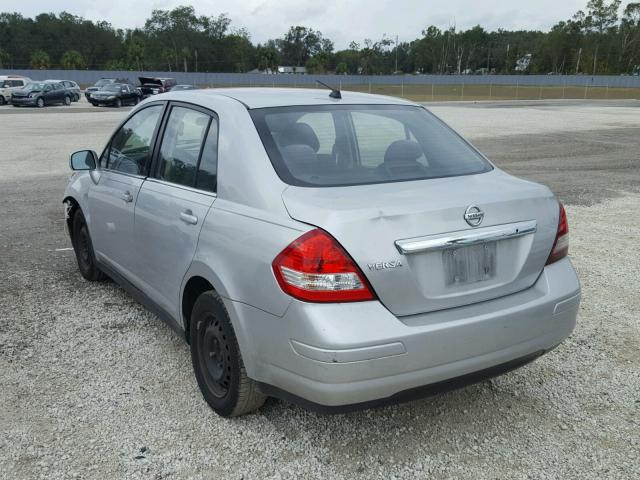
[250,104,492,187]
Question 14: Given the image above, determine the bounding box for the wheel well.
[63,196,79,242]
[182,276,214,335]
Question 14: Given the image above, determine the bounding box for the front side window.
[157,106,212,188]
[104,105,163,174]
[251,105,491,187]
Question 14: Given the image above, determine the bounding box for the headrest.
[278,123,320,152]
[384,140,423,164]
[280,144,318,173]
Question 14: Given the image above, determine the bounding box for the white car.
[0,76,31,105]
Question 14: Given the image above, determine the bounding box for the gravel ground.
[1,100,639,479]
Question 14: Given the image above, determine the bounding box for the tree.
[279,26,330,66]
[30,49,50,69]
[60,49,85,69]
[582,0,622,73]
[256,42,280,72]
[0,47,9,68]
[0,1,638,75]
[621,3,640,72]
[335,61,348,74]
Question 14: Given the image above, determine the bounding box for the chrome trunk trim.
[395,220,537,255]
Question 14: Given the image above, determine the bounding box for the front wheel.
[190,291,266,417]
[36,97,44,108]
[114,98,122,108]
[71,209,106,281]
[64,96,71,106]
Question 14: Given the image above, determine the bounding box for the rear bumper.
[228,257,580,408]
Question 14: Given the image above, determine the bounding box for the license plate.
[443,242,496,285]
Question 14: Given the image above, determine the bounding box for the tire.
[190,291,266,417]
[0,96,5,105]
[73,94,79,102]
[71,209,106,282]
[114,98,122,108]
[64,96,71,106]
[36,97,44,108]
[132,96,140,105]
[90,102,98,107]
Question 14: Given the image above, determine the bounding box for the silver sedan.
[63,88,580,416]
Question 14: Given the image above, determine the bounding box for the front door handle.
[121,191,133,203]
[179,210,198,225]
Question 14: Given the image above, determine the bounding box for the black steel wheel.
[190,291,266,417]
[71,209,106,281]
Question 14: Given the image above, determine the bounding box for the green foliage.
[60,49,85,69]
[0,1,638,75]
[30,49,50,69]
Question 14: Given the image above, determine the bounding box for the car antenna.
[316,80,341,99]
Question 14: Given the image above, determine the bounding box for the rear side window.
[103,105,163,174]
[251,105,491,187]
[195,120,219,193]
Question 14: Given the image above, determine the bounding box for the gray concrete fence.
[2,69,640,89]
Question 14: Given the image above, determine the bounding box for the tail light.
[546,203,569,265]
[272,229,376,303]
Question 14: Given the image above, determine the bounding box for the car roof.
[161,87,418,109]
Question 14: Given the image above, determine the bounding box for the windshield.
[250,105,492,187]
[101,85,121,92]
[24,83,47,91]
[95,79,113,87]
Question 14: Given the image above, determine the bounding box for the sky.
[10,0,594,48]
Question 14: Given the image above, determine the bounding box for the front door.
[88,103,165,280]
[134,103,219,319]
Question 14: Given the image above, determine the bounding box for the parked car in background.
[12,80,72,107]
[88,83,141,107]
[0,76,31,105]
[172,84,197,91]
[85,78,132,101]
[138,77,177,97]
[49,80,81,102]
[64,88,580,417]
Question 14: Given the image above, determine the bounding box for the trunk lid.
[281,169,559,316]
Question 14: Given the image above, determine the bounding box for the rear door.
[88,103,165,279]
[133,103,218,318]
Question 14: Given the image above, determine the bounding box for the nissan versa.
[63,88,581,417]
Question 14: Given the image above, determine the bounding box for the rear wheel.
[190,291,266,417]
[36,97,44,108]
[71,209,106,282]
[114,98,122,108]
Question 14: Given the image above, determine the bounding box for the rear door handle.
[179,210,198,225]
[121,191,133,203]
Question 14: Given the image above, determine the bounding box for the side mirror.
[70,150,97,171]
